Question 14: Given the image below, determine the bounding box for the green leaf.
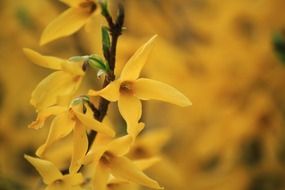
[273,32,285,64]
[102,26,111,55]
[70,96,90,107]
[71,97,83,106]
[99,0,109,16]
[88,54,107,71]
[69,55,89,62]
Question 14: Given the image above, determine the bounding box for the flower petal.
[61,61,85,76]
[134,78,192,107]
[93,163,110,190]
[24,155,63,184]
[59,0,82,7]
[31,71,81,111]
[107,135,133,156]
[120,35,157,81]
[28,106,67,129]
[62,173,84,186]
[135,128,171,156]
[109,156,163,189]
[23,48,63,70]
[36,112,75,157]
[88,80,120,102]
[72,109,115,137]
[69,124,88,174]
[134,157,160,170]
[118,95,142,137]
[40,8,91,45]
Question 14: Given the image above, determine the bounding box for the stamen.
[79,0,97,14]
[120,81,134,95]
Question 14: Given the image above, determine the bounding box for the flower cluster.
[24,0,191,190]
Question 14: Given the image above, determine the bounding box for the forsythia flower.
[84,135,163,190]
[88,35,192,137]
[106,157,160,190]
[23,48,85,111]
[24,155,84,190]
[40,0,100,45]
[29,104,115,173]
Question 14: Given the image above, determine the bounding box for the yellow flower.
[24,155,84,190]
[88,35,192,137]
[23,48,85,112]
[128,128,171,159]
[106,157,160,190]
[40,0,100,45]
[84,135,163,190]
[29,104,115,173]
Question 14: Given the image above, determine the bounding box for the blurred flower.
[40,0,100,45]
[23,48,85,112]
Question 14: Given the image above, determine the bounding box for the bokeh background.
[1,0,285,189]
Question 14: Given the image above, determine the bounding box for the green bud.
[97,69,106,79]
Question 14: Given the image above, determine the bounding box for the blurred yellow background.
[1,0,285,189]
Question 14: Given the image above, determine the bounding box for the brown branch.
[87,4,125,148]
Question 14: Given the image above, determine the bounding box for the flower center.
[79,0,97,14]
[120,81,134,95]
[100,151,114,166]
[53,179,64,186]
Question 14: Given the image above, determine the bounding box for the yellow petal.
[107,135,133,156]
[59,0,82,7]
[118,95,142,137]
[24,155,62,184]
[120,35,157,81]
[31,71,81,111]
[69,124,88,174]
[36,112,75,157]
[134,78,192,107]
[61,61,85,76]
[40,8,91,45]
[72,109,115,137]
[134,157,161,170]
[28,106,67,129]
[88,80,120,102]
[93,163,110,190]
[136,128,171,156]
[23,48,63,70]
[129,122,145,139]
[84,145,107,165]
[62,173,84,187]
[109,156,163,189]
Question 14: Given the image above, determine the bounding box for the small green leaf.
[71,97,83,106]
[70,96,90,107]
[88,54,107,71]
[273,32,285,64]
[102,26,111,55]
[99,0,109,16]
[69,55,89,62]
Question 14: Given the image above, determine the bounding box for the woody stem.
[87,3,125,148]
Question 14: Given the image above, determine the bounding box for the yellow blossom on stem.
[40,0,100,45]
[29,104,115,173]
[23,48,85,112]
[88,35,192,137]
[84,135,163,190]
[24,155,84,190]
